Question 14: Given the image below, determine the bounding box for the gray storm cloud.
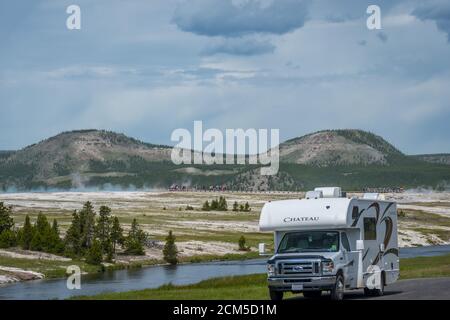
[201,38,276,56]
[172,0,311,37]
[413,0,450,42]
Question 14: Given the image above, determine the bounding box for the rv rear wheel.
[330,274,345,301]
[373,273,385,296]
[303,291,322,299]
[269,289,283,301]
[364,273,385,297]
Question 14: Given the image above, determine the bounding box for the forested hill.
[0,129,449,191]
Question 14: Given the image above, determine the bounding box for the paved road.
[292,278,450,300]
[354,277,450,300]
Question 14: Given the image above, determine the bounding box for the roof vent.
[305,190,323,199]
[314,187,342,198]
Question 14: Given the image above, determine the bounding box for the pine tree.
[232,201,238,212]
[163,230,178,265]
[105,240,114,262]
[49,219,64,254]
[0,202,14,235]
[30,213,52,251]
[20,215,33,250]
[210,199,218,210]
[95,206,112,254]
[79,201,96,249]
[218,196,227,211]
[64,211,82,257]
[124,219,146,255]
[51,219,58,234]
[110,216,124,253]
[244,202,250,212]
[85,240,103,265]
[0,204,17,248]
[15,228,23,247]
[201,200,210,211]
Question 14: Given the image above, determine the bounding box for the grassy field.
[399,254,450,279]
[0,191,288,265]
[3,191,450,257]
[73,254,450,300]
[399,209,450,228]
[398,209,450,245]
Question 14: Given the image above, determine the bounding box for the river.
[0,245,449,300]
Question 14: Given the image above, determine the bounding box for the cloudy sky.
[1,0,450,154]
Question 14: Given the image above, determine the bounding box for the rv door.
[342,232,359,288]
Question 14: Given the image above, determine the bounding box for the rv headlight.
[322,260,334,274]
[267,263,275,276]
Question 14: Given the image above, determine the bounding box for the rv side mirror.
[379,243,385,252]
[356,240,364,251]
[259,243,266,255]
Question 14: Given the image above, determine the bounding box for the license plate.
[292,284,303,291]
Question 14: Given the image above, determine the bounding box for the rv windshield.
[278,231,340,253]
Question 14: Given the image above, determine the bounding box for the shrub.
[201,201,210,211]
[0,230,17,248]
[163,230,178,265]
[238,236,249,251]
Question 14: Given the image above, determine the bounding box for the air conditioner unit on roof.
[314,187,341,198]
[305,190,323,199]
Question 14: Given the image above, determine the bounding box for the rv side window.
[352,206,359,219]
[341,233,351,251]
[363,217,377,240]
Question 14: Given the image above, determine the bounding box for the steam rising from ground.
[404,181,450,194]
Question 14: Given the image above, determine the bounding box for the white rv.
[258,187,399,300]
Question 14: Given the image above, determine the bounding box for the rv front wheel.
[330,274,345,301]
[269,289,283,301]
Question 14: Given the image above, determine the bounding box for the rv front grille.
[283,279,312,283]
[278,260,321,276]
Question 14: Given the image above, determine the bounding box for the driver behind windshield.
[279,231,339,253]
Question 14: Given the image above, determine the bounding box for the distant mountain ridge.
[0,130,171,189]
[279,129,404,166]
[412,154,450,165]
[0,151,15,159]
[0,129,449,191]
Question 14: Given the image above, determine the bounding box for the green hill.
[279,129,405,166]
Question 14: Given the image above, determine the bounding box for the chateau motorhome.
[259,187,399,300]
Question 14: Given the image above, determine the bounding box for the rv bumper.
[268,276,336,292]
